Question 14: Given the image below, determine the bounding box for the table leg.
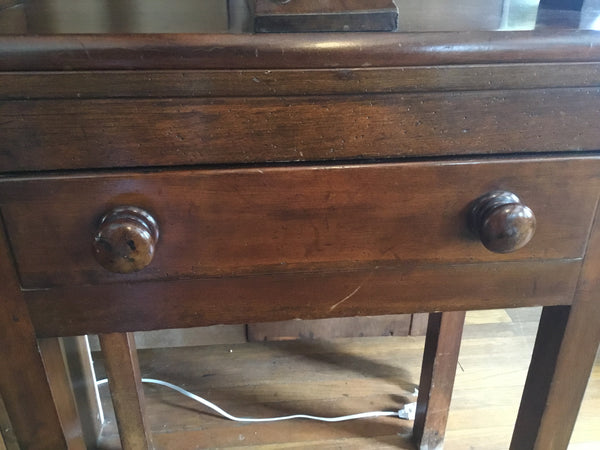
[510,301,600,449]
[99,332,154,450]
[511,199,600,450]
[39,337,86,450]
[0,217,67,449]
[413,311,466,450]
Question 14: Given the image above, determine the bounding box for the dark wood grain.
[38,338,86,450]
[510,197,600,450]
[0,217,67,448]
[5,63,600,100]
[99,332,153,450]
[1,159,597,288]
[93,207,160,274]
[26,259,580,338]
[469,191,536,254]
[2,31,600,71]
[413,311,466,450]
[4,87,600,171]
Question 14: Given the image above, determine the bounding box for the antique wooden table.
[1,1,600,449]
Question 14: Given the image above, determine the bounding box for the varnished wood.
[26,259,580,338]
[0,216,67,448]
[6,88,600,171]
[3,31,600,71]
[38,338,86,450]
[93,206,160,274]
[1,9,600,449]
[469,191,536,254]
[510,198,600,450]
[5,63,600,100]
[99,332,153,450]
[414,311,466,450]
[1,158,597,288]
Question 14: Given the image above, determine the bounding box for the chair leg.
[99,332,154,450]
[413,311,466,450]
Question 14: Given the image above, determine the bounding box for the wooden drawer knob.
[93,206,159,273]
[469,191,536,254]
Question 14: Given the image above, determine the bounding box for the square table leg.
[413,311,466,450]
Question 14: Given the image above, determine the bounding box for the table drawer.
[3,88,600,172]
[1,157,598,290]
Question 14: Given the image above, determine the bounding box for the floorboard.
[94,308,600,449]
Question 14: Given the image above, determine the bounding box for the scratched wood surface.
[5,89,600,171]
[2,158,597,289]
[92,308,600,449]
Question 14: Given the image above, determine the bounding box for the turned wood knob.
[93,206,159,273]
[469,191,536,254]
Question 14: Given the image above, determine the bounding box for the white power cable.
[96,378,403,423]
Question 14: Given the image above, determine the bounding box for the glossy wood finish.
[5,63,600,100]
[5,88,600,171]
[1,158,597,289]
[99,332,153,450]
[469,191,536,254]
[0,216,66,449]
[510,198,600,450]
[93,206,160,274]
[26,259,580,338]
[1,7,600,448]
[413,311,466,450]
[3,31,600,72]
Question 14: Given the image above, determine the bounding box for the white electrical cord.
[96,378,403,423]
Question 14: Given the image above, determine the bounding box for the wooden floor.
[95,308,600,449]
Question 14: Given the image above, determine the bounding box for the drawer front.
[1,157,598,289]
[3,88,600,172]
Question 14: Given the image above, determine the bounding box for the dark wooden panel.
[26,259,580,338]
[4,88,600,171]
[2,31,600,71]
[254,0,397,32]
[0,217,67,448]
[4,63,600,100]
[1,159,597,288]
